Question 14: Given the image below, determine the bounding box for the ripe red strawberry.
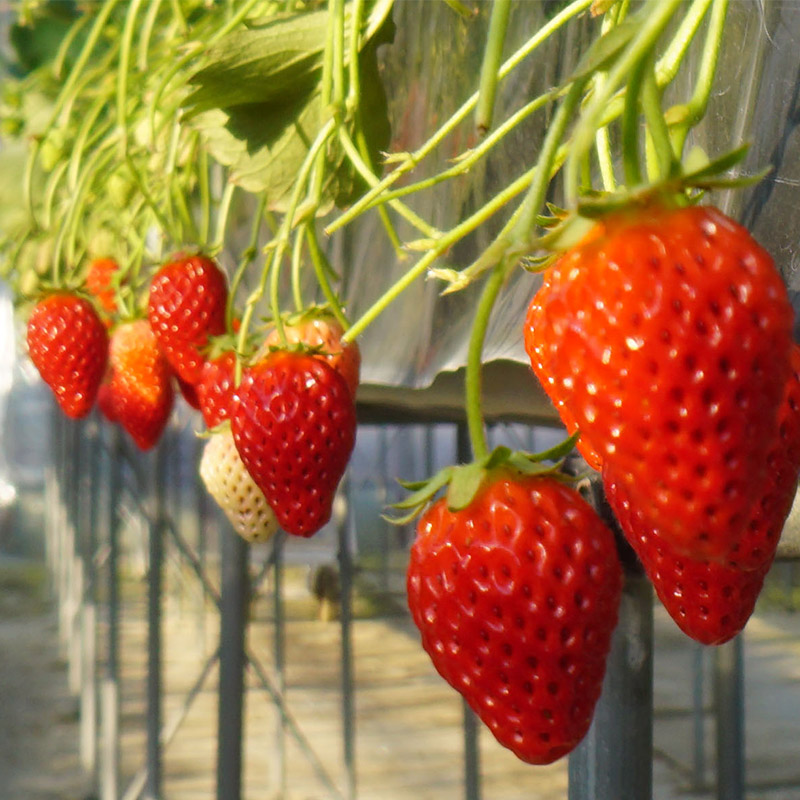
[86,257,120,316]
[175,374,201,410]
[263,313,360,397]
[230,350,356,537]
[199,427,278,543]
[605,345,800,645]
[525,204,794,563]
[407,472,622,764]
[109,319,174,450]
[97,369,116,423]
[197,350,237,428]
[26,292,108,419]
[147,253,228,385]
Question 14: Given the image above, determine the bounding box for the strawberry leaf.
[446,462,486,511]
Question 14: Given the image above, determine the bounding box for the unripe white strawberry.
[199,427,279,543]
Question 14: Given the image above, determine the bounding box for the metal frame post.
[273,531,287,797]
[144,444,167,799]
[338,488,357,800]
[714,637,745,800]
[216,525,250,800]
[568,566,654,800]
[101,426,122,800]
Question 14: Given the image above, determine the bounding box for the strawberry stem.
[305,223,351,330]
[475,0,512,135]
[291,230,306,312]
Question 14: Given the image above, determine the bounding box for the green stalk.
[641,55,676,180]
[671,0,729,155]
[475,0,512,134]
[620,57,647,189]
[305,223,351,330]
[117,0,147,156]
[198,144,211,246]
[464,265,505,460]
[566,0,684,201]
[52,13,90,79]
[337,127,439,238]
[325,0,594,235]
[290,229,306,312]
[227,193,266,331]
[137,0,166,71]
[211,182,237,255]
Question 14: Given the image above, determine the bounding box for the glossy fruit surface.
[264,314,360,397]
[148,254,228,385]
[407,473,622,764]
[525,204,794,562]
[109,319,174,450]
[197,350,237,428]
[230,350,356,537]
[26,292,108,419]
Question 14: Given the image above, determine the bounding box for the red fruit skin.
[525,205,794,563]
[230,350,357,537]
[264,316,361,398]
[26,292,108,419]
[147,254,228,385]
[197,350,237,428]
[407,474,622,765]
[86,257,120,316]
[606,346,800,645]
[97,370,116,423]
[176,374,201,410]
[109,319,174,450]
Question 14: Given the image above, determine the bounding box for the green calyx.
[386,433,579,526]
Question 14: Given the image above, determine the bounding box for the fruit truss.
[0,0,795,766]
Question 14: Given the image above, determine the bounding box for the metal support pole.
[144,445,167,800]
[216,524,249,800]
[714,636,745,800]
[692,644,707,791]
[338,491,357,800]
[568,566,654,800]
[273,532,287,797]
[455,421,481,800]
[101,427,122,800]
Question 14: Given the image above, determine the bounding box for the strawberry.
[230,350,357,537]
[108,319,174,450]
[147,253,228,385]
[525,204,794,563]
[85,257,120,316]
[199,427,279,543]
[175,374,201,410]
[26,292,108,419]
[407,472,622,764]
[605,345,800,645]
[263,312,360,397]
[197,350,237,428]
[97,369,116,422]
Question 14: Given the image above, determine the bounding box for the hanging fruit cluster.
[1,0,797,768]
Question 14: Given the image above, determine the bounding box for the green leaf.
[391,466,453,510]
[446,463,486,511]
[184,2,392,210]
[681,143,750,182]
[183,11,328,115]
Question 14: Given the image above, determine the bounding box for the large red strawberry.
[230,350,356,537]
[109,319,174,450]
[26,292,108,419]
[407,472,622,764]
[525,204,794,563]
[147,253,228,385]
[197,349,237,428]
[263,312,360,398]
[605,345,800,645]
